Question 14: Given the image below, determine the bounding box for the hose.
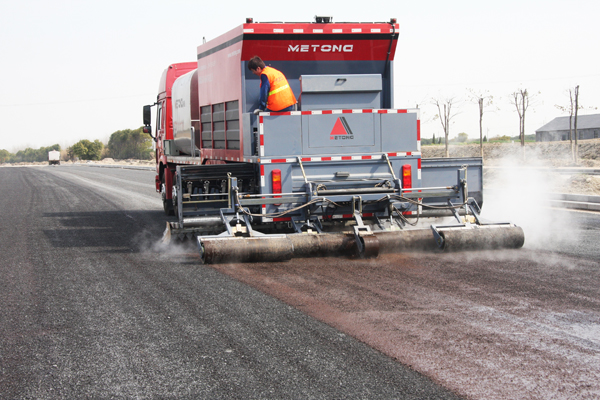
[233,189,468,221]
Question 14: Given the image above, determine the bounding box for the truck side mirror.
[143,105,152,126]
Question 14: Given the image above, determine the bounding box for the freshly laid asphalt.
[0,166,461,399]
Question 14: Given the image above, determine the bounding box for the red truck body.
[150,20,399,204]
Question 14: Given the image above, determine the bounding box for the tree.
[66,146,75,161]
[12,144,60,163]
[468,90,494,160]
[88,140,104,160]
[0,149,10,163]
[71,141,87,159]
[554,85,598,164]
[457,132,468,143]
[555,87,579,163]
[510,88,535,161]
[432,97,459,157]
[510,89,529,148]
[71,139,103,160]
[107,128,153,160]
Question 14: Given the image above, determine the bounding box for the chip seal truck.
[143,16,524,263]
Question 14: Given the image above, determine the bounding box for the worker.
[248,56,297,114]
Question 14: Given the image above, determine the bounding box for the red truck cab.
[144,62,196,212]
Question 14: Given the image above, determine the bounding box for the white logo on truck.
[288,44,353,53]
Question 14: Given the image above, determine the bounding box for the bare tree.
[510,89,530,147]
[432,97,459,158]
[555,85,597,164]
[510,89,533,161]
[554,88,576,161]
[468,89,494,161]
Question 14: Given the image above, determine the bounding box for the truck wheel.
[161,181,174,216]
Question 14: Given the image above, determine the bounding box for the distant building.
[536,114,600,142]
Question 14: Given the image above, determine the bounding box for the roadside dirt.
[423,139,600,196]
[422,139,600,168]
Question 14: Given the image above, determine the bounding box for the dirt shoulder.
[423,139,600,196]
[422,139,600,167]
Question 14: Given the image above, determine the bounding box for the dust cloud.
[132,228,199,260]
[480,151,581,253]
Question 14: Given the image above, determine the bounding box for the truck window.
[156,102,163,135]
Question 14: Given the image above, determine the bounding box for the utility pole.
[574,85,579,164]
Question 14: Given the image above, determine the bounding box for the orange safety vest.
[261,66,297,111]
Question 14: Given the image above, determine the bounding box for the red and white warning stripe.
[260,153,421,165]
[259,109,421,157]
[258,109,418,117]
[242,24,399,35]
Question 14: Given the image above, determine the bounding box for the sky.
[1,0,598,152]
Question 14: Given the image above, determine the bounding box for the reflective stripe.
[262,66,296,111]
[268,84,289,96]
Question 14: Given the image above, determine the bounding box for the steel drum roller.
[198,226,525,264]
[200,237,293,264]
[438,226,525,251]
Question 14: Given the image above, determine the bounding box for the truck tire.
[161,180,174,216]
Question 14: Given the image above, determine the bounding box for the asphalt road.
[206,197,600,399]
[0,165,462,399]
